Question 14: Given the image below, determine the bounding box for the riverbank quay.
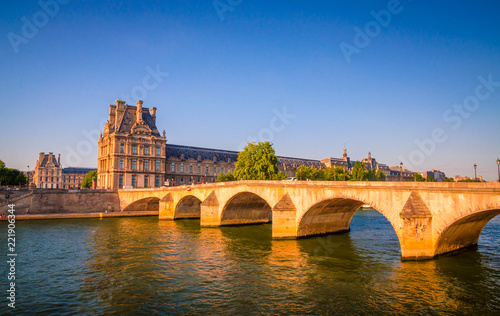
[0,211,158,221]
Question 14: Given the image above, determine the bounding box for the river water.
[1,210,499,315]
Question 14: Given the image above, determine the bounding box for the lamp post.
[400,162,403,182]
[474,164,477,180]
[497,158,500,182]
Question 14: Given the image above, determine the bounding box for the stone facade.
[34,152,95,189]
[97,100,417,189]
[97,100,167,189]
[34,152,63,189]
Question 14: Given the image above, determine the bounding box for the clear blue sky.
[1,0,499,180]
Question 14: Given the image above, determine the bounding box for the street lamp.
[496,158,500,182]
[474,164,477,180]
[400,162,403,182]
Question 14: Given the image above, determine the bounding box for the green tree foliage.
[216,172,227,182]
[426,175,436,182]
[413,173,426,182]
[351,161,367,181]
[81,170,97,188]
[457,178,481,182]
[0,161,27,186]
[234,142,283,180]
[443,177,455,182]
[375,170,387,181]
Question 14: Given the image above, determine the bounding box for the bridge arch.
[434,209,500,257]
[123,197,160,212]
[220,191,272,226]
[297,197,399,241]
[175,195,202,219]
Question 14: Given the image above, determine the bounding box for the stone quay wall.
[0,189,121,215]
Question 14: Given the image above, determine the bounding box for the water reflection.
[0,213,498,315]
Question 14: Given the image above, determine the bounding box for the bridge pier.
[159,193,176,220]
[272,193,298,239]
[399,192,435,260]
[200,191,222,227]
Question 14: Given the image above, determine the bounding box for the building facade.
[34,152,95,189]
[34,152,63,189]
[97,100,419,188]
[97,100,167,189]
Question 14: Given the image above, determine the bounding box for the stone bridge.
[118,181,500,260]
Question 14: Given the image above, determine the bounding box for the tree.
[426,175,436,182]
[225,172,235,182]
[216,172,227,182]
[375,170,386,181]
[15,173,27,185]
[81,170,97,188]
[443,177,455,182]
[413,173,426,182]
[234,142,281,180]
[351,161,367,181]
[0,160,5,170]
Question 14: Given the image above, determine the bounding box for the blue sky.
[1,0,499,180]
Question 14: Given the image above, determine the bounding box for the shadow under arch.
[123,197,159,212]
[175,195,202,219]
[434,209,500,257]
[220,191,272,226]
[297,198,400,242]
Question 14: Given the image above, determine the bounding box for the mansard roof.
[38,154,61,168]
[62,167,97,174]
[166,144,238,164]
[115,105,160,136]
[166,143,324,168]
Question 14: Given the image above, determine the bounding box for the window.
[120,143,124,153]
[132,144,137,154]
[120,158,124,169]
[132,159,137,170]
[180,163,184,173]
[228,167,231,173]
[144,159,149,171]
[144,175,149,188]
[156,160,160,171]
[221,167,224,174]
[40,177,42,181]
[213,166,217,175]
[205,166,209,174]
[189,165,193,173]
[145,146,149,155]
[119,175,123,188]
[197,165,201,174]
[132,175,136,187]
[51,177,54,182]
[156,146,160,156]
[155,176,160,187]
[171,163,175,172]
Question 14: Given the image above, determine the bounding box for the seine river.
[1,210,499,315]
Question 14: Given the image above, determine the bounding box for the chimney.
[48,152,53,162]
[57,154,61,166]
[136,100,143,122]
[109,104,116,129]
[115,100,126,131]
[39,152,45,161]
[150,107,157,125]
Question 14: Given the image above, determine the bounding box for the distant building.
[62,167,97,189]
[34,152,63,189]
[34,152,95,189]
[422,169,446,182]
[97,100,421,188]
[97,100,167,189]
